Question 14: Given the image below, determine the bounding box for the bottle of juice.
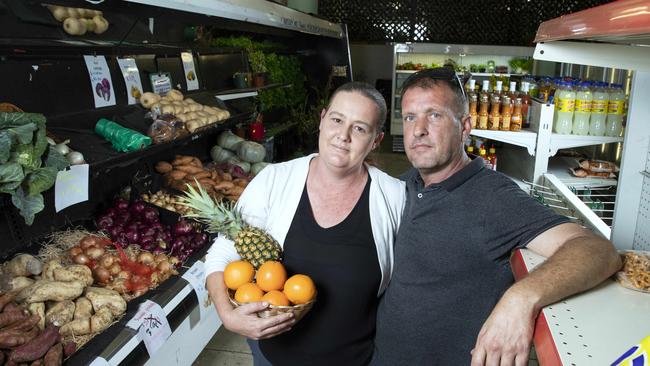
[553,81,575,134]
[494,80,503,97]
[500,95,511,131]
[478,94,489,130]
[510,97,523,132]
[572,81,592,136]
[479,145,492,169]
[520,82,531,128]
[488,145,497,171]
[508,81,517,114]
[469,93,478,129]
[538,78,551,103]
[481,80,490,99]
[488,96,501,130]
[467,79,477,99]
[590,81,608,136]
[606,83,625,137]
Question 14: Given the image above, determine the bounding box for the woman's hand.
[221,301,294,340]
[206,271,295,340]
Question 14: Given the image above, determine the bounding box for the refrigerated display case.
[510,1,650,364]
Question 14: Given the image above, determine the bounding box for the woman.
[204,82,405,365]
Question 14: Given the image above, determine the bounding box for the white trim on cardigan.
[204,154,406,296]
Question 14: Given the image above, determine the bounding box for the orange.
[256,261,287,292]
[261,290,290,306]
[223,260,255,290]
[283,274,316,305]
[234,282,264,303]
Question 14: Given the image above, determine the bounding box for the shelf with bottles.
[469,129,537,155]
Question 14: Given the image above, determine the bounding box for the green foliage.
[258,54,306,111]
[0,112,69,225]
[509,57,533,73]
[248,50,267,74]
[211,36,285,52]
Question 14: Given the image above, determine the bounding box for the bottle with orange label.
[469,93,478,129]
[500,95,511,131]
[510,97,523,132]
[478,94,489,130]
[488,96,501,130]
[520,82,531,128]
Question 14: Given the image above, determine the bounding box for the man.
[372,68,621,365]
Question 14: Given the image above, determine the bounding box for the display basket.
[228,290,316,322]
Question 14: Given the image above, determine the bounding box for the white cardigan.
[204,154,406,295]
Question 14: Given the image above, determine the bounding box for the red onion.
[124,228,140,244]
[173,220,194,236]
[140,227,156,238]
[96,214,114,230]
[130,200,146,215]
[104,207,118,218]
[139,235,155,250]
[108,225,123,238]
[194,233,208,247]
[114,198,129,211]
[142,207,159,223]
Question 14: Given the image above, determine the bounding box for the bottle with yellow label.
[478,94,489,130]
[606,83,625,137]
[572,81,592,136]
[500,95,511,131]
[590,81,608,136]
[553,81,575,134]
[510,97,522,132]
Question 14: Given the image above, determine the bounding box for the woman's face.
[318,91,384,172]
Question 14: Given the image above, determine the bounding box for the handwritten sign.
[54,164,89,212]
[182,260,211,319]
[126,300,172,356]
[181,52,198,91]
[83,55,115,108]
[150,72,172,96]
[117,58,144,105]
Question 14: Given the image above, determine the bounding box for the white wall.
[349,43,393,86]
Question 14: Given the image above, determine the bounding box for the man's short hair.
[328,81,387,133]
[400,68,469,119]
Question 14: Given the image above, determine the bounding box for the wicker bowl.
[228,290,316,322]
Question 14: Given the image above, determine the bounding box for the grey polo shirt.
[372,157,569,365]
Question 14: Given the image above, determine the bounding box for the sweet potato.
[168,170,187,180]
[4,255,42,277]
[189,171,211,180]
[189,157,203,168]
[0,291,18,311]
[73,298,92,320]
[219,171,232,181]
[155,161,173,174]
[41,260,62,282]
[0,327,39,348]
[60,307,113,336]
[62,341,75,357]
[175,165,204,174]
[9,324,60,363]
[16,281,85,304]
[0,276,35,294]
[4,313,41,333]
[214,181,235,191]
[0,308,29,328]
[232,178,248,188]
[84,287,126,317]
[172,156,193,165]
[45,301,74,327]
[3,302,21,313]
[26,303,44,330]
[52,266,92,287]
[30,359,44,366]
[43,343,62,366]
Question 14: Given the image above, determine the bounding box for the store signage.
[181,52,199,91]
[117,58,144,105]
[278,16,340,38]
[83,55,116,108]
[126,300,172,356]
[149,72,172,96]
[182,260,211,319]
[88,357,111,366]
[54,164,89,212]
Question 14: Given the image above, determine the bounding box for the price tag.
[54,164,89,212]
[117,58,144,105]
[83,55,116,108]
[126,300,172,356]
[182,260,211,318]
[150,72,172,96]
[181,52,199,91]
[88,357,111,366]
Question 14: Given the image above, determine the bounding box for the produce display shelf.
[215,83,292,101]
[549,134,624,156]
[510,249,650,366]
[470,129,538,155]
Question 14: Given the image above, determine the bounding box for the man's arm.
[471,222,622,366]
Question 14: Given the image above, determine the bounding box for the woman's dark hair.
[327,81,388,133]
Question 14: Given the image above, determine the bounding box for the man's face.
[401,85,469,175]
[318,91,383,171]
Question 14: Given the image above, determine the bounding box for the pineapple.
[177,183,282,269]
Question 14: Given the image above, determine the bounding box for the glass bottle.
[479,145,492,169]
[606,83,625,137]
[572,81,592,136]
[520,82,531,128]
[539,77,551,103]
[467,79,477,99]
[478,94,489,130]
[488,145,497,171]
[553,81,575,134]
[488,95,501,130]
[467,145,475,156]
[481,80,491,100]
[469,94,478,129]
[493,80,503,98]
[590,82,608,136]
[500,95,511,131]
[510,97,523,132]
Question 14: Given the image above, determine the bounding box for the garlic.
[53,139,71,155]
[66,151,85,165]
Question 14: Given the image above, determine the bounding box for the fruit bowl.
[228,290,316,322]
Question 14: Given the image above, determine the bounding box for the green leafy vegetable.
[8,123,37,145]
[0,131,11,163]
[0,162,24,189]
[12,143,41,170]
[44,146,69,171]
[11,187,44,226]
[25,167,57,196]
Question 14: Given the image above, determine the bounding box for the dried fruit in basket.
[177,183,282,269]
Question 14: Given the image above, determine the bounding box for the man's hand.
[470,288,538,366]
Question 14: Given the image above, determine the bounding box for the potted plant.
[248,50,267,87]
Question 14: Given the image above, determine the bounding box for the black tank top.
[260,176,380,365]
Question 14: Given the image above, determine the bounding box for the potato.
[53,265,93,287]
[74,297,93,320]
[60,308,113,337]
[84,287,126,316]
[47,5,68,22]
[92,15,109,35]
[0,275,34,294]
[66,7,80,19]
[63,17,87,36]
[4,254,42,277]
[41,259,63,281]
[27,302,45,330]
[140,92,161,109]
[167,89,184,101]
[161,105,174,115]
[173,105,184,115]
[45,300,75,326]
[16,280,85,303]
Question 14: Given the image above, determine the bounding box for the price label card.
[54,164,89,212]
[181,52,199,91]
[182,260,211,318]
[88,357,111,366]
[126,300,172,356]
[83,55,116,108]
[150,72,172,96]
[117,58,144,105]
